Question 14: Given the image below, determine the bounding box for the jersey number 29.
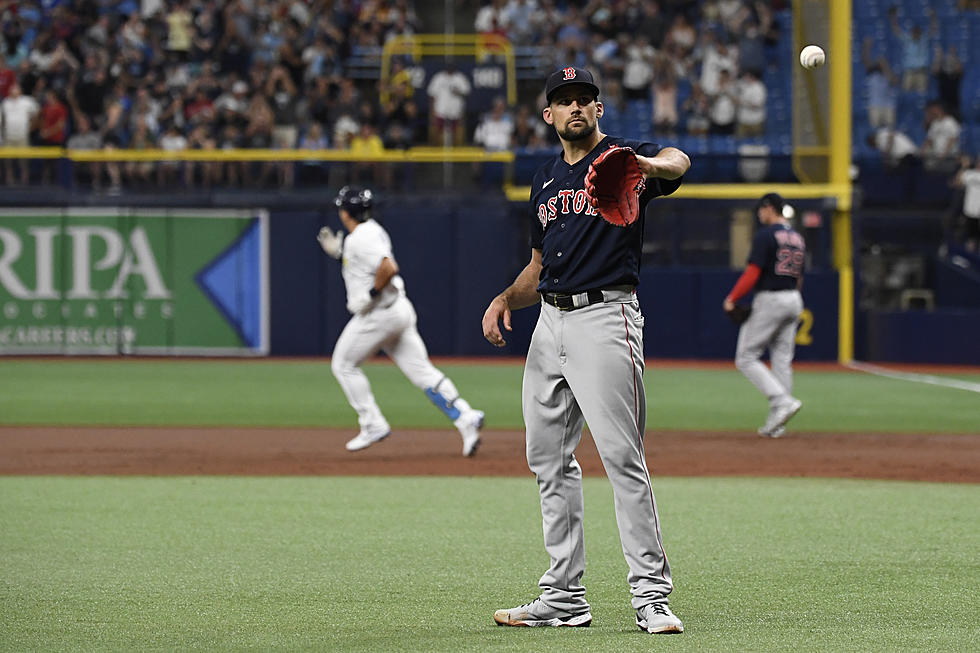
[775,247,804,278]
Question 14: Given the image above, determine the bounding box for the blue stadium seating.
[607,1,977,184]
[853,0,978,208]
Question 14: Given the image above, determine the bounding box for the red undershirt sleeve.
[726,264,761,303]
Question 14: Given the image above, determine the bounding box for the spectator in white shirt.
[473,95,513,185]
[697,31,738,96]
[475,0,509,34]
[709,69,736,135]
[157,123,189,186]
[621,36,656,101]
[735,70,766,137]
[427,63,471,146]
[1,83,39,185]
[953,156,980,251]
[665,13,696,57]
[214,79,250,116]
[866,126,919,169]
[718,0,748,28]
[474,96,514,152]
[921,101,961,174]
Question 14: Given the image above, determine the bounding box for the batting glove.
[317,227,344,259]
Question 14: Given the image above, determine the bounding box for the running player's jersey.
[528,135,682,294]
[747,223,805,291]
[341,219,405,314]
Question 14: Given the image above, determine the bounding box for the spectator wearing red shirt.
[185,89,215,125]
[38,89,68,184]
[39,90,68,145]
[0,56,15,98]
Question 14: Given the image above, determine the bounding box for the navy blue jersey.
[529,135,682,293]
[747,223,806,291]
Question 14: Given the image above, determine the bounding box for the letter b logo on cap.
[562,67,576,80]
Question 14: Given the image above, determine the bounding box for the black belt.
[542,289,607,311]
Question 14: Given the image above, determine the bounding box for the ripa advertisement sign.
[0,208,269,355]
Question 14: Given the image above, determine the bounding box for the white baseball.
[800,45,826,69]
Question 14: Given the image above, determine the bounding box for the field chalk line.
[846,361,980,394]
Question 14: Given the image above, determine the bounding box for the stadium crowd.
[477,0,784,140]
[0,0,791,190]
[861,9,966,175]
[0,0,422,189]
[0,0,975,203]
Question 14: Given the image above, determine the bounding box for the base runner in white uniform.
[317,186,484,455]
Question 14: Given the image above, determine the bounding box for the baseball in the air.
[799,45,826,69]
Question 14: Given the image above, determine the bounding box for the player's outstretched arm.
[482,249,542,347]
[636,147,690,180]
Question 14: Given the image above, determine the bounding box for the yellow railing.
[0,146,514,163]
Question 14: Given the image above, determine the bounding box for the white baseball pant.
[331,295,471,435]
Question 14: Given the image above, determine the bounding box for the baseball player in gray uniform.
[318,186,484,455]
[723,193,805,437]
[482,67,690,634]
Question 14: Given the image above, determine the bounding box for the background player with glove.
[318,185,484,455]
[723,192,806,437]
[482,67,690,635]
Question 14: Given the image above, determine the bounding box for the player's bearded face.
[559,112,595,140]
[551,92,599,141]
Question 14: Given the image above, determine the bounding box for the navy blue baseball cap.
[757,192,784,212]
[545,67,600,104]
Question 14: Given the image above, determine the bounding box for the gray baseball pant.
[522,292,672,614]
[735,289,804,405]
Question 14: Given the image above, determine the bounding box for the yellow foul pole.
[829,0,854,363]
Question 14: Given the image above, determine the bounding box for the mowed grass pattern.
[0,359,977,433]
[0,476,977,652]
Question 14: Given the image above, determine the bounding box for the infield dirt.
[1,427,977,482]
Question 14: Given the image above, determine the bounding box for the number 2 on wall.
[795,309,813,345]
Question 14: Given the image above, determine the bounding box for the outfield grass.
[1,476,977,652]
[0,359,977,433]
